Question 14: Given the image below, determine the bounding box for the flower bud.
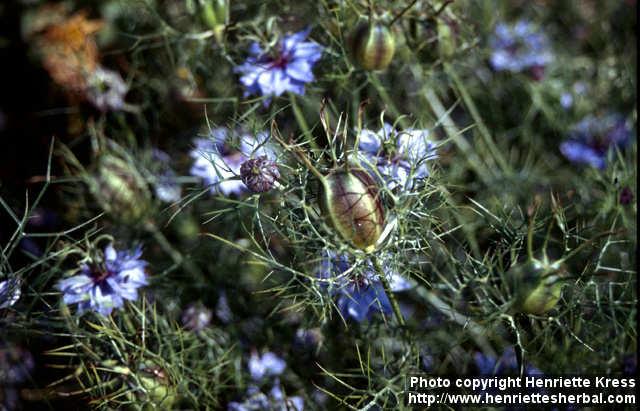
[240,156,280,193]
[506,260,564,315]
[319,168,385,252]
[199,0,228,43]
[349,21,396,71]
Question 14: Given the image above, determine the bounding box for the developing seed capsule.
[349,21,396,71]
[92,154,151,222]
[133,362,177,410]
[319,167,385,252]
[506,259,564,315]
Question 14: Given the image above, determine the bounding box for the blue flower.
[181,303,212,332]
[357,123,437,190]
[151,149,181,203]
[474,347,542,376]
[228,379,304,411]
[56,244,148,316]
[248,351,286,381]
[560,113,632,169]
[0,279,21,309]
[489,20,553,78]
[190,128,276,197]
[235,29,323,103]
[316,250,412,322]
[85,66,129,111]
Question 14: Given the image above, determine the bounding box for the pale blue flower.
[248,351,286,381]
[56,244,148,316]
[235,29,323,103]
[0,279,21,309]
[474,347,542,376]
[316,250,412,322]
[190,128,276,196]
[85,66,128,111]
[151,149,181,203]
[489,20,553,78]
[357,123,437,190]
[228,380,304,411]
[560,113,632,169]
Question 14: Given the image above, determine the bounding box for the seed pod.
[349,21,396,71]
[506,259,564,315]
[134,362,177,410]
[240,156,280,193]
[91,154,151,222]
[319,167,385,252]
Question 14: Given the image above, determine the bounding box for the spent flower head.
[56,244,148,316]
[190,128,276,196]
[240,156,280,193]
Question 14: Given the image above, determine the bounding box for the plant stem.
[289,93,319,151]
[372,256,405,326]
[422,85,494,187]
[444,62,512,175]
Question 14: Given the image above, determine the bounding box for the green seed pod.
[91,154,151,223]
[319,167,385,252]
[506,259,565,315]
[135,363,177,410]
[349,21,396,71]
[436,17,458,59]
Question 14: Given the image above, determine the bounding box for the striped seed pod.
[91,154,151,223]
[349,21,396,71]
[319,167,385,252]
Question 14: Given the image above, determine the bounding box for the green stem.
[288,93,319,151]
[445,62,512,175]
[372,256,405,326]
[367,73,410,129]
[422,86,494,186]
[416,287,497,357]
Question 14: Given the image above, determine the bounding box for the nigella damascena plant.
[234,28,323,103]
[489,20,553,80]
[190,128,276,196]
[357,122,437,191]
[316,251,412,322]
[560,113,633,170]
[56,244,148,316]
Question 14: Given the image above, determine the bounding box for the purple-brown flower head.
[240,156,280,193]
